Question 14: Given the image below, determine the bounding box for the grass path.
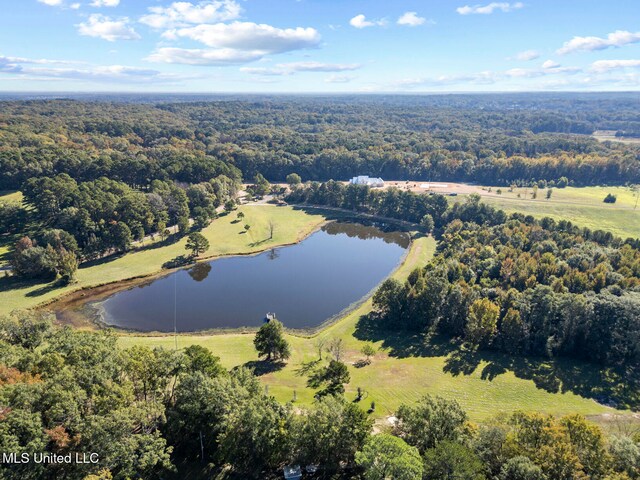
[120,235,624,422]
[0,205,327,315]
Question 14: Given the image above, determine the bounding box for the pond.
[90,222,410,332]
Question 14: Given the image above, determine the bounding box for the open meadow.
[470,185,640,239]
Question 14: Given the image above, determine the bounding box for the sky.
[1,0,640,92]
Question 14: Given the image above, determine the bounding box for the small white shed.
[283,465,302,480]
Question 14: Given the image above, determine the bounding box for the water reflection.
[188,263,212,282]
[96,222,409,332]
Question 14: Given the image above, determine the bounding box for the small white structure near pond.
[283,465,302,480]
[349,175,385,187]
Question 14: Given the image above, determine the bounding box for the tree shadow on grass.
[353,313,457,359]
[294,358,321,377]
[0,275,56,295]
[354,313,639,410]
[25,281,66,297]
[78,252,125,269]
[240,360,286,376]
[442,348,482,377]
[443,345,638,410]
[162,255,193,269]
[248,238,270,247]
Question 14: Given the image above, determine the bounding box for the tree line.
[0,313,638,479]
[10,173,238,281]
[1,95,639,192]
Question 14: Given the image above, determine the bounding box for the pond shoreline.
[47,216,416,334]
[45,218,333,329]
[114,235,414,339]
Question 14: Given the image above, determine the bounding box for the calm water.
[96,222,409,332]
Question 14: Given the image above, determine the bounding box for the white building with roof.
[349,175,385,187]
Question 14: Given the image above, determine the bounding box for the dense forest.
[289,183,640,408]
[373,215,640,401]
[0,313,639,480]
[4,173,239,282]
[1,94,639,191]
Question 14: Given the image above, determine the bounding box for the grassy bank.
[119,235,624,422]
[0,205,327,315]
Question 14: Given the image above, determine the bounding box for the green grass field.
[477,186,640,239]
[0,205,327,315]
[0,191,23,203]
[120,235,625,422]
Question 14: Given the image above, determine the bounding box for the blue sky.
[1,0,640,92]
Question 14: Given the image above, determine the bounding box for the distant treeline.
[1,95,639,190]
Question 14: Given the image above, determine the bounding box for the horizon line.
[0,90,639,96]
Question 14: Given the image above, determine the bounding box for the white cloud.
[0,55,80,66]
[140,0,241,29]
[590,59,640,73]
[392,71,499,88]
[504,68,538,78]
[0,56,189,84]
[91,0,120,6]
[557,30,640,55]
[37,0,79,7]
[146,48,263,65]
[397,12,426,27]
[390,63,584,89]
[279,61,360,72]
[240,62,361,76]
[456,2,524,15]
[325,74,355,83]
[506,64,579,77]
[147,22,320,66]
[349,14,386,29]
[240,67,288,76]
[168,22,320,52]
[514,50,540,61]
[77,14,141,42]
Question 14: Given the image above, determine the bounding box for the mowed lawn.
[0,205,327,315]
[477,186,640,239]
[120,235,624,422]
